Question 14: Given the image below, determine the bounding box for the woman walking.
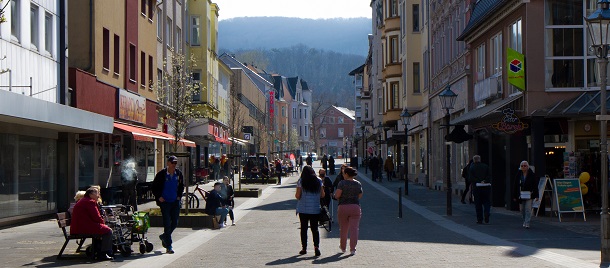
[512,161,539,229]
[295,165,325,256]
[334,166,363,255]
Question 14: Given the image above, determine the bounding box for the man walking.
[369,155,379,182]
[306,154,313,166]
[469,155,492,224]
[152,156,185,254]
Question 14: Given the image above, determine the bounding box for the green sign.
[507,48,526,91]
[553,178,584,213]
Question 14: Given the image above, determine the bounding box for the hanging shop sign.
[491,108,528,134]
[118,89,146,124]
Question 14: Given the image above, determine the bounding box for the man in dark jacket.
[306,154,313,166]
[369,155,379,182]
[205,182,229,228]
[468,155,492,224]
[152,156,184,254]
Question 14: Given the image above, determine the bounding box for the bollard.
[398,187,403,218]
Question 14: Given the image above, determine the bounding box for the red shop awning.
[114,122,196,147]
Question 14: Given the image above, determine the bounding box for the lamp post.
[400,108,412,196]
[586,1,610,263]
[439,85,457,216]
[377,122,384,181]
[376,122,384,157]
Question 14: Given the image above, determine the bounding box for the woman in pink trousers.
[334,166,363,255]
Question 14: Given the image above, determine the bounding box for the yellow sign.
[118,89,146,124]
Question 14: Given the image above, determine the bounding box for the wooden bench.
[56,212,102,259]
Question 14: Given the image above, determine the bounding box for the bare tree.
[288,127,299,151]
[156,51,209,152]
[310,90,333,153]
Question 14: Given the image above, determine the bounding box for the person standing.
[275,159,283,185]
[152,156,185,254]
[306,154,313,166]
[461,160,474,204]
[512,161,539,229]
[295,165,325,256]
[121,162,138,210]
[212,157,221,181]
[384,156,395,182]
[318,169,333,208]
[321,154,328,173]
[334,166,362,255]
[329,155,335,175]
[469,155,492,224]
[368,155,379,182]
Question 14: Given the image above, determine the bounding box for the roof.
[348,64,365,76]
[457,0,511,41]
[219,53,273,93]
[532,91,610,117]
[334,106,356,120]
[287,77,299,99]
[301,79,310,91]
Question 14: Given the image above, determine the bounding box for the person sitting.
[68,190,86,215]
[205,182,230,228]
[70,187,114,261]
[261,164,271,184]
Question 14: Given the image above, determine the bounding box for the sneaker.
[166,248,174,254]
[525,224,530,229]
[231,221,236,226]
[314,248,321,256]
[299,249,307,255]
[350,250,356,255]
[219,223,226,229]
[339,247,346,253]
[159,234,167,248]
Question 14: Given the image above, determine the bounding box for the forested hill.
[219,17,371,56]
[224,45,365,110]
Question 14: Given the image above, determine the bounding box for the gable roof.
[457,0,511,41]
[219,53,273,94]
[334,106,356,120]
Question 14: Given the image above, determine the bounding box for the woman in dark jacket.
[70,187,113,260]
[512,161,539,229]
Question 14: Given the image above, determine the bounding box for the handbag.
[520,190,531,200]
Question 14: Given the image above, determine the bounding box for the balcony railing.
[474,74,502,102]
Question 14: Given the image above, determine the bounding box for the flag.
[507,48,525,91]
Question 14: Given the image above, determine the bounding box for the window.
[114,35,120,74]
[281,106,285,117]
[338,117,344,123]
[148,55,153,89]
[320,128,326,138]
[44,12,52,54]
[11,0,20,41]
[141,52,146,87]
[299,109,302,119]
[338,128,344,138]
[141,0,146,16]
[129,44,136,82]
[299,126,302,136]
[166,17,172,48]
[390,0,398,17]
[476,44,485,81]
[292,108,296,119]
[390,82,399,109]
[176,27,182,52]
[157,68,163,91]
[490,33,502,75]
[192,71,201,101]
[364,103,369,118]
[148,0,153,20]
[509,19,522,94]
[103,28,109,70]
[378,95,383,114]
[304,109,307,119]
[30,4,38,50]
[191,16,200,46]
[305,125,308,137]
[413,62,420,93]
[412,4,420,32]
[156,8,162,39]
[390,36,398,63]
[207,19,211,49]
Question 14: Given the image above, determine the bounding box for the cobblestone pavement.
[0,161,605,267]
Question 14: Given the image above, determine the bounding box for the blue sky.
[217,0,372,20]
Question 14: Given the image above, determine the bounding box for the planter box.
[234,188,262,198]
[147,208,218,229]
[240,177,277,184]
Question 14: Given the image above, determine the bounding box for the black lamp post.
[439,85,457,216]
[586,0,610,262]
[400,108,412,196]
[376,121,383,157]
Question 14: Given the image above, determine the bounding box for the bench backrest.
[56,212,71,238]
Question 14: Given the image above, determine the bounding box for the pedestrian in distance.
[152,155,185,254]
[222,176,236,226]
[318,169,333,208]
[368,155,379,182]
[306,154,313,166]
[212,157,221,181]
[334,166,362,255]
[461,159,474,204]
[70,187,114,261]
[333,164,348,192]
[384,156,395,182]
[275,159,283,185]
[512,161,539,229]
[329,155,335,175]
[121,161,138,211]
[469,155,492,224]
[321,154,328,174]
[206,182,230,228]
[295,165,325,257]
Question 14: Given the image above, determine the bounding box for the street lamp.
[586,1,610,263]
[376,121,384,157]
[400,108,412,195]
[439,85,457,216]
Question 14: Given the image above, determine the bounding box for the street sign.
[244,133,251,140]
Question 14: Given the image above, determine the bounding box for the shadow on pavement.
[25,250,164,267]
[265,254,318,265]
[311,252,352,264]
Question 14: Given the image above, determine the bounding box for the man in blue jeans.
[152,155,184,254]
[205,182,229,228]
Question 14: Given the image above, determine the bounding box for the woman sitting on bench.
[70,187,114,261]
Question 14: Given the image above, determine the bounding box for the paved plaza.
[0,160,604,267]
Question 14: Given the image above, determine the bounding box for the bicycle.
[182,182,209,209]
[319,205,332,232]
